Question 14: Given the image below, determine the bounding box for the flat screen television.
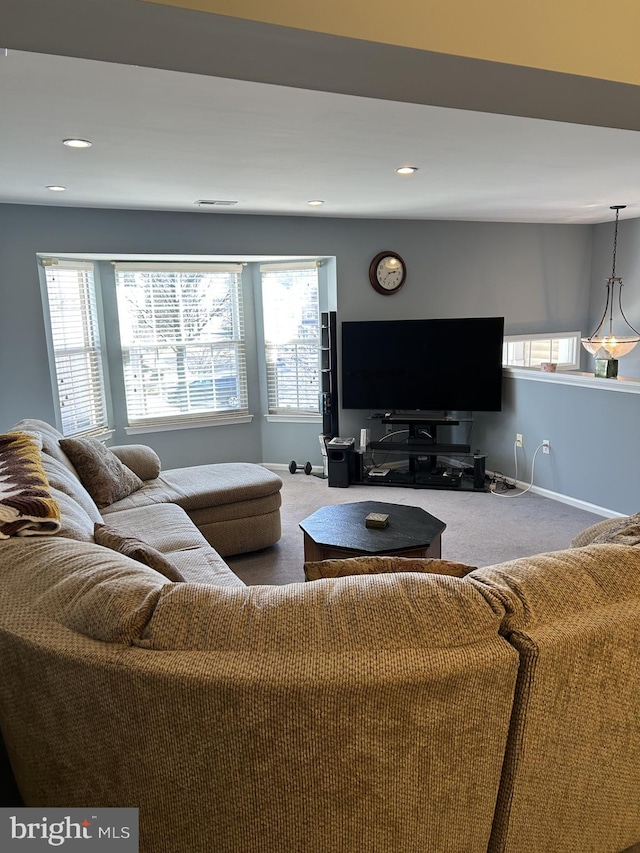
[341,316,504,412]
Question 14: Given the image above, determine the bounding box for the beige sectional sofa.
[15,417,283,564]
[1,420,640,852]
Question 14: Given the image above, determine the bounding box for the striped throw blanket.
[0,432,61,539]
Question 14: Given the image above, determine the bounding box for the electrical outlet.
[516,433,523,447]
[542,439,550,454]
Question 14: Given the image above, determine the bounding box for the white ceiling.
[2,49,640,225]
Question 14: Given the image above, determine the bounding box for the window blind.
[42,260,108,437]
[113,263,248,426]
[503,332,580,370]
[260,263,321,415]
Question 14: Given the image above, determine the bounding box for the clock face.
[369,251,406,295]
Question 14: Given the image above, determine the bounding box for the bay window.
[260,262,321,416]
[114,263,248,427]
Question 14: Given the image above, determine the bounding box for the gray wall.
[4,201,635,513]
[476,377,640,515]
[474,208,640,516]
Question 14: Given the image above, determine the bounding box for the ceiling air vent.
[196,199,238,207]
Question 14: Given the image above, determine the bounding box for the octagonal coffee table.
[300,501,446,562]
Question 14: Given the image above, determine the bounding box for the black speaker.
[473,453,487,490]
[320,312,339,437]
[327,448,353,488]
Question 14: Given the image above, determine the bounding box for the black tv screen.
[341,317,504,412]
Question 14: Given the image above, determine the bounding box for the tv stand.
[333,413,488,492]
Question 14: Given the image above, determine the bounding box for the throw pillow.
[60,437,143,509]
[589,514,640,547]
[304,555,475,582]
[94,523,185,582]
[572,512,640,548]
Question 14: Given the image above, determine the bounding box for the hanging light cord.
[586,204,640,342]
[611,205,640,337]
[607,207,621,338]
[611,205,620,280]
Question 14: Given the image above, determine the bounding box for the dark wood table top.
[299,501,446,555]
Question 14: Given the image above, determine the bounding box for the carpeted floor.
[227,471,606,586]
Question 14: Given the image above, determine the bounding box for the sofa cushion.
[47,487,95,541]
[94,523,186,583]
[138,571,508,653]
[161,463,283,510]
[11,418,78,475]
[102,463,282,514]
[100,463,283,556]
[99,503,244,587]
[470,543,640,631]
[59,437,143,509]
[304,555,476,581]
[0,537,166,643]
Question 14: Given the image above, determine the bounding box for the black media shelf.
[328,413,488,492]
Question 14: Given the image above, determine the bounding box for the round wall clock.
[369,251,406,295]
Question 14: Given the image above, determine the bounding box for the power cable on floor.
[490,441,544,498]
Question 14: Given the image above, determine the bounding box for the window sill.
[264,414,322,424]
[125,414,254,435]
[505,367,640,394]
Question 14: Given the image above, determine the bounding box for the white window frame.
[260,261,322,420]
[41,259,109,437]
[502,331,581,371]
[114,262,250,430]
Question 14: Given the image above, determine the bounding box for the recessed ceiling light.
[63,138,92,148]
[395,166,419,175]
[46,185,67,192]
[307,199,325,206]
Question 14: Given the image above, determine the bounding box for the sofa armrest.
[109,445,161,481]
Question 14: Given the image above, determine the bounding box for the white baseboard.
[509,481,625,518]
[486,467,625,518]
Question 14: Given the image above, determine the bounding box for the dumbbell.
[289,461,313,475]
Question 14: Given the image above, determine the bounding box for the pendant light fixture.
[581,204,640,378]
